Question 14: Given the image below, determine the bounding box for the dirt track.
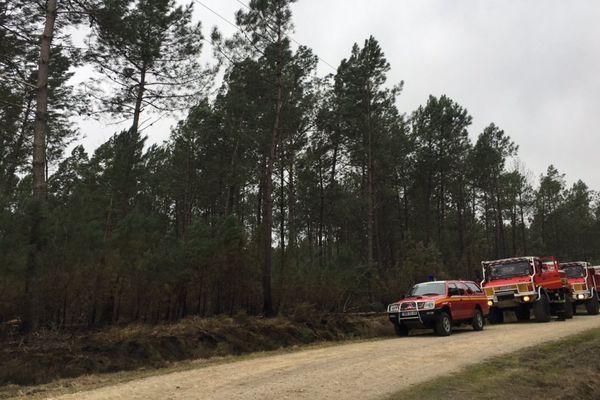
[50,315,600,400]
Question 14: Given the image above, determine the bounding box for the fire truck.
[481,256,571,323]
[387,280,489,336]
[561,261,600,315]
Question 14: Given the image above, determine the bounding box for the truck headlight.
[419,301,435,310]
[523,296,531,302]
[577,294,585,300]
[487,300,493,306]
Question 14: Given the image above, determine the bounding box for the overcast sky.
[74,0,600,189]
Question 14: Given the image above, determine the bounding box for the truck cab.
[481,256,571,323]
[561,261,600,315]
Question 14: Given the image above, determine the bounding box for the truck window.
[408,282,446,296]
[489,260,532,280]
[447,282,462,296]
[457,282,470,295]
[562,264,585,278]
[465,282,482,293]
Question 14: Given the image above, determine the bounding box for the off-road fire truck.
[387,280,489,337]
[561,261,600,315]
[481,256,571,323]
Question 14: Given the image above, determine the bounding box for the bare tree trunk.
[261,15,284,317]
[518,190,527,254]
[366,88,374,302]
[495,186,506,258]
[132,63,147,133]
[22,0,57,333]
[318,157,324,268]
[288,149,297,265]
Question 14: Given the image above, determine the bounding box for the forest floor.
[0,312,392,398]
[10,310,600,400]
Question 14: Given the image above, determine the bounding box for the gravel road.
[50,315,600,400]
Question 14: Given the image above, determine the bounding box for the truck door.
[447,282,467,320]
[456,282,472,319]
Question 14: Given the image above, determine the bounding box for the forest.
[1,0,599,332]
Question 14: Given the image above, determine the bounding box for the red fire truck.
[561,261,600,315]
[481,256,571,323]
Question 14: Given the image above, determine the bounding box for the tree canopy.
[0,0,598,329]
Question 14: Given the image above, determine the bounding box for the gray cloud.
[73,0,600,189]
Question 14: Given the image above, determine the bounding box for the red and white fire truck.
[481,256,571,323]
[561,261,600,315]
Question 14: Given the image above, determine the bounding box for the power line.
[194,1,333,91]
[233,0,338,72]
[201,37,280,92]
[195,0,240,31]
[194,0,272,59]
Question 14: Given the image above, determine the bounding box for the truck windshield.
[488,261,531,280]
[563,265,585,278]
[408,282,446,296]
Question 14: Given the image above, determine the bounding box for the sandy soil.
[49,315,600,400]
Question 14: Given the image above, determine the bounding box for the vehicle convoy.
[387,280,490,337]
[561,261,600,315]
[481,256,571,323]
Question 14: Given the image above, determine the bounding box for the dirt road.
[51,315,600,400]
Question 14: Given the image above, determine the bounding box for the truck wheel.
[472,309,484,331]
[515,305,530,321]
[435,312,452,336]
[488,307,504,324]
[393,322,410,337]
[563,295,574,319]
[585,293,600,315]
[533,293,551,322]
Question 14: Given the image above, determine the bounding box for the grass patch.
[389,328,600,400]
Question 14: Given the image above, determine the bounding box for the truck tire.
[533,293,551,322]
[393,322,410,337]
[488,307,504,324]
[585,292,600,315]
[472,308,484,331]
[435,312,452,336]
[515,305,530,321]
[563,295,574,319]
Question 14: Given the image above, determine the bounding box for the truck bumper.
[488,293,537,310]
[572,291,593,303]
[388,310,438,329]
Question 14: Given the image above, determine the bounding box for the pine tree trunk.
[22,0,57,333]
[132,64,147,133]
[366,84,374,302]
[318,158,324,268]
[288,149,297,264]
[261,17,284,317]
[518,190,527,254]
